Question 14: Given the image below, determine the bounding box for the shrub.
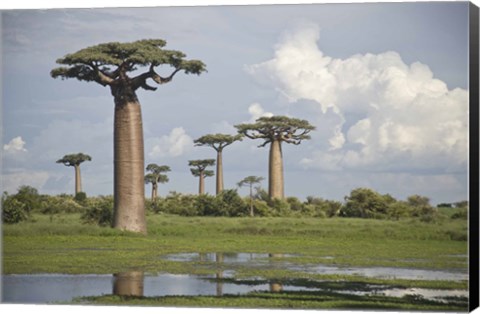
[41,196,85,215]
[196,194,220,216]
[451,208,468,219]
[386,201,412,220]
[2,193,28,224]
[217,189,248,217]
[252,200,273,217]
[74,192,87,204]
[81,196,114,226]
[341,188,389,218]
[13,185,42,213]
[268,198,292,217]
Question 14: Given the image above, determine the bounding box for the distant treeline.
[1,185,468,225]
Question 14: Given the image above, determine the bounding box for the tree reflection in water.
[113,271,144,297]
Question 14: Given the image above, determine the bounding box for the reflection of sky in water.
[297,265,468,281]
[162,252,468,281]
[1,273,468,305]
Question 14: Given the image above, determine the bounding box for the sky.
[0,1,472,205]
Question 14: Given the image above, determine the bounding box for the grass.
[2,212,469,310]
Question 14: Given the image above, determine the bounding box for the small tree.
[237,176,264,217]
[56,153,92,195]
[194,134,242,195]
[235,116,315,200]
[189,159,215,195]
[144,164,170,203]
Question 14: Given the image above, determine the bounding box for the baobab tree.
[194,134,242,195]
[56,153,92,195]
[51,39,206,234]
[237,176,264,217]
[144,164,170,203]
[189,159,215,195]
[235,116,315,200]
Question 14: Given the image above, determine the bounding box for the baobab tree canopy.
[56,153,92,167]
[188,159,216,173]
[50,39,206,98]
[194,134,243,151]
[235,116,315,147]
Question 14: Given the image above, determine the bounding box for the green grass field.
[2,213,469,310]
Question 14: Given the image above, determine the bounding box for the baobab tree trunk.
[74,165,82,195]
[199,171,205,195]
[151,183,157,203]
[249,184,254,217]
[268,139,284,200]
[216,150,223,195]
[113,100,147,234]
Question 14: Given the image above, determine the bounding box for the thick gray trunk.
[268,139,284,200]
[199,171,205,195]
[216,150,223,195]
[113,100,147,234]
[74,165,82,195]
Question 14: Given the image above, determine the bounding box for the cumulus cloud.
[248,103,274,122]
[148,127,193,158]
[247,22,468,173]
[3,136,27,154]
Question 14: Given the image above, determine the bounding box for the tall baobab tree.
[237,176,264,217]
[144,164,170,203]
[51,39,206,234]
[235,116,315,200]
[194,134,242,195]
[56,153,92,195]
[189,159,215,195]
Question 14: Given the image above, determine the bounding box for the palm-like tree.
[189,159,215,195]
[56,153,92,195]
[144,164,170,203]
[235,116,315,200]
[194,134,242,195]
[237,176,264,217]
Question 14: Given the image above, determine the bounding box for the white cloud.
[248,103,274,122]
[247,22,468,173]
[3,136,27,154]
[148,127,193,158]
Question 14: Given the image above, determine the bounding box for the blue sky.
[1,1,471,204]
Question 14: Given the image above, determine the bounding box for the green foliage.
[216,189,248,217]
[194,133,243,151]
[81,196,114,226]
[74,192,87,203]
[235,115,315,147]
[42,196,85,215]
[51,39,206,88]
[341,188,390,219]
[14,185,42,213]
[1,192,28,224]
[56,153,91,167]
[306,197,342,218]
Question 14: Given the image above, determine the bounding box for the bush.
[306,196,342,217]
[217,189,248,217]
[2,193,28,224]
[252,200,273,217]
[340,188,389,218]
[268,198,292,217]
[41,196,85,215]
[13,185,42,213]
[81,196,114,226]
[386,201,412,220]
[74,192,87,204]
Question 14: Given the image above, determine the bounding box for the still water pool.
[1,252,468,305]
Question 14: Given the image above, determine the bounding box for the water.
[1,272,468,305]
[163,252,468,281]
[1,252,468,305]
